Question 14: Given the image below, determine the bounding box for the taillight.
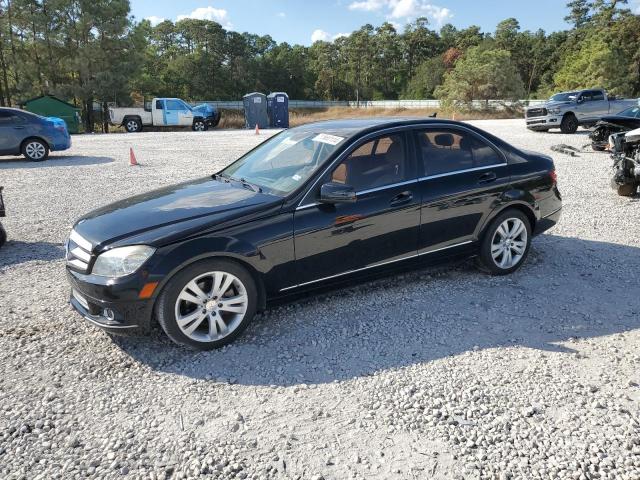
[550,169,557,184]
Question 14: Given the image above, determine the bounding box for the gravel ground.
[1,120,639,480]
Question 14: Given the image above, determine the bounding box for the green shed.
[20,95,82,134]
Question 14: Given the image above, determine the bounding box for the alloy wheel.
[174,271,248,342]
[25,141,46,160]
[194,121,205,131]
[490,218,528,269]
[126,120,139,132]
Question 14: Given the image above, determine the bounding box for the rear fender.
[476,191,538,240]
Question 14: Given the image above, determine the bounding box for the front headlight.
[92,245,155,277]
[549,108,561,114]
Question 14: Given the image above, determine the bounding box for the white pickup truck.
[109,98,220,133]
[525,88,639,134]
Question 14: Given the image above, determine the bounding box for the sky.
[130,0,640,46]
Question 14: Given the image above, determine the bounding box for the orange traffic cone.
[129,147,139,166]
[255,124,260,135]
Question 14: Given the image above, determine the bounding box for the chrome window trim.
[419,163,507,181]
[295,121,508,210]
[279,240,472,292]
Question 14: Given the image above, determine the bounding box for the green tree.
[403,56,445,99]
[435,46,525,106]
[554,31,633,95]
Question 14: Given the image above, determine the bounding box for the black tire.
[124,118,142,133]
[192,119,208,132]
[0,222,6,249]
[21,138,49,161]
[616,183,638,197]
[560,114,579,134]
[477,209,532,275]
[156,259,258,350]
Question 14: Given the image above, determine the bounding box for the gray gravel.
[1,121,639,480]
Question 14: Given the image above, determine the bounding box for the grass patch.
[218,106,521,129]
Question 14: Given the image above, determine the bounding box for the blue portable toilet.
[267,92,289,128]
[242,92,268,129]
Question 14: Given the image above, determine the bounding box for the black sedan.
[66,119,562,349]
[590,105,640,151]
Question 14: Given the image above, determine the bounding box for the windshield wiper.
[238,178,262,193]
[214,173,262,192]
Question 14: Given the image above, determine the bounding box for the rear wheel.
[560,114,579,134]
[156,259,257,350]
[124,118,142,133]
[477,209,532,275]
[22,138,49,161]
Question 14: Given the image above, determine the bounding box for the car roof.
[292,117,464,137]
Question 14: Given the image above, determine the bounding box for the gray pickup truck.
[525,88,639,134]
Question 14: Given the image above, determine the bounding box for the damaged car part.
[610,127,640,197]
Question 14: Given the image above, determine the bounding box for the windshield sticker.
[313,133,344,146]
[292,174,302,181]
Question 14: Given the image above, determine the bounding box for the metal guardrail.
[196,99,547,110]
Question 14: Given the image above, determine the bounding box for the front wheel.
[22,139,49,161]
[560,114,578,134]
[156,259,257,350]
[192,119,208,132]
[477,209,532,275]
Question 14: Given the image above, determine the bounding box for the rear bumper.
[535,206,562,235]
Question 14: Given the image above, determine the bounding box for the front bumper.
[51,135,72,151]
[66,269,154,332]
[526,115,562,129]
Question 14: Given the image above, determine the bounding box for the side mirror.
[319,182,356,204]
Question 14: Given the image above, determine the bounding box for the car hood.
[528,101,573,111]
[192,103,216,117]
[73,177,282,249]
[597,115,640,126]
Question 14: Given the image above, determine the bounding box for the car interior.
[331,135,406,191]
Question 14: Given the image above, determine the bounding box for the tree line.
[1,0,639,130]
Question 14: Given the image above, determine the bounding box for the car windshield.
[550,92,580,102]
[617,106,640,117]
[221,130,346,196]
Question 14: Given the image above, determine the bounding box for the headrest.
[434,133,454,147]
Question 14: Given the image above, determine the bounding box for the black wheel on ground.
[560,114,579,134]
[0,222,6,248]
[616,183,638,197]
[124,118,142,133]
[192,119,208,131]
[156,259,258,350]
[21,138,49,161]
[477,209,532,275]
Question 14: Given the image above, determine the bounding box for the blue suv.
[0,108,72,161]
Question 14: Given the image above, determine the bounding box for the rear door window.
[416,128,504,176]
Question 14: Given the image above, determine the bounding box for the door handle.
[390,191,413,206]
[478,172,497,184]
[13,126,25,130]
